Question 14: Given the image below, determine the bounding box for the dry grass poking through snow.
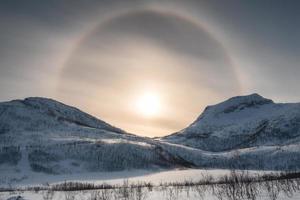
[2,171,300,200]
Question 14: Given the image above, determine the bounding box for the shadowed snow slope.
[0,97,192,185]
[0,97,125,134]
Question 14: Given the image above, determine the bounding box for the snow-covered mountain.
[0,97,191,185]
[1,94,300,186]
[158,94,300,171]
[163,94,300,152]
[0,97,125,134]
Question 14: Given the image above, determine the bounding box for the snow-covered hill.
[0,97,125,134]
[1,94,300,186]
[157,94,300,171]
[0,97,191,185]
[163,94,300,152]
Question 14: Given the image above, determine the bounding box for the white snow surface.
[1,169,299,200]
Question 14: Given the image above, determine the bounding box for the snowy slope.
[0,97,192,186]
[0,97,125,134]
[163,94,300,152]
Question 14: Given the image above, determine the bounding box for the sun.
[136,92,161,117]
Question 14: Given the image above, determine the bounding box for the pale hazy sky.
[0,0,299,136]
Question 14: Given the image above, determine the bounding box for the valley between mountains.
[1,94,300,186]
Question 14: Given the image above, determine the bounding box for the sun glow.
[136,92,161,117]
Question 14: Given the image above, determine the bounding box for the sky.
[0,0,299,137]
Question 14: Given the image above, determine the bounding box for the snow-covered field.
[2,169,300,200]
[1,169,231,187]
[1,168,277,187]
[3,190,300,200]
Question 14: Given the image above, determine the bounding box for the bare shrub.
[132,185,148,200]
[263,180,280,200]
[243,182,259,200]
[43,190,54,200]
[164,186,178,200]
[279,178,297,198]
[64,191,76,200]
[213,184,226,200]
[120,179,131,200]
[193,185,207,200]
[90,190,111,200]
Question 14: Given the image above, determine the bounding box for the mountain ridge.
[163,93,300,152]
[0,97,125,134]
[1,94,300,186]
[0,97,193,184]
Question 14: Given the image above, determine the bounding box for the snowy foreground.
[2,169,300,200]
[3,189,300,200]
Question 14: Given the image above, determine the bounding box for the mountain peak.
[163,93,300,152]
[223,93,272,105]
[218,93,273,112]
[1,97,125,134]
[22,97,68,109]
[200,93,273,118]
[22,97,82,112]
[24,96,58,103]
